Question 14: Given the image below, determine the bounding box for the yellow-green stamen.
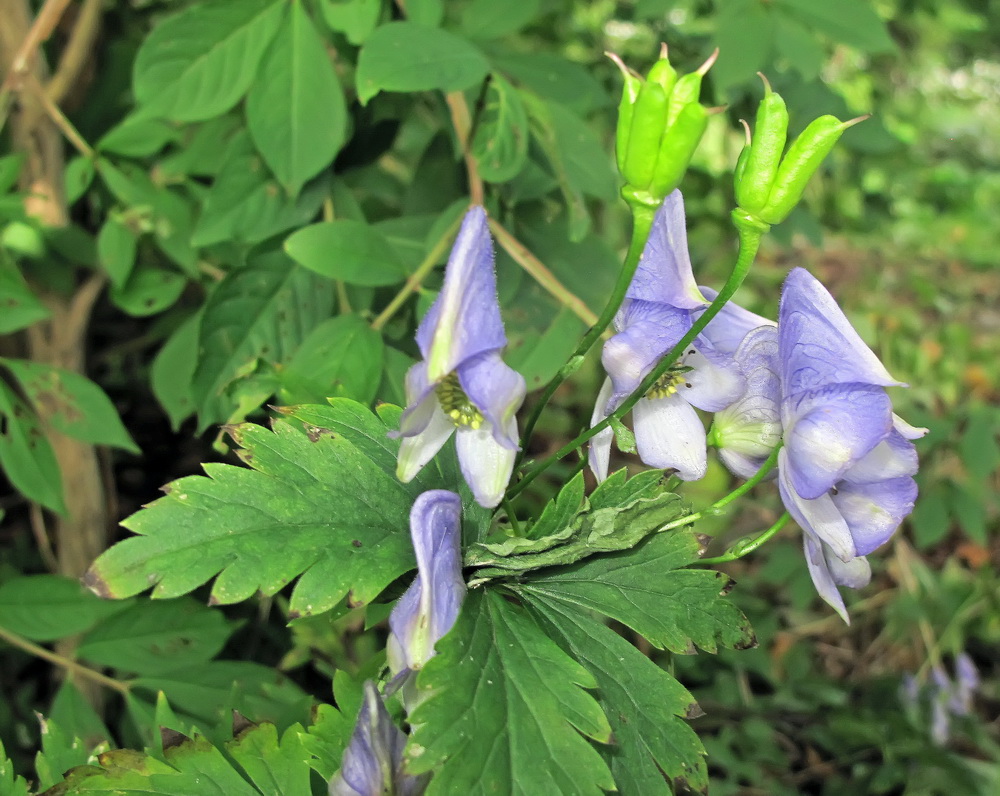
[436,373,484,429]
[646,362,691,399]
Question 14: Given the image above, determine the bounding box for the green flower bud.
[609,46,718,200]
[733,75,868,225]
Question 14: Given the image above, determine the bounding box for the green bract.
[611,45,717,203]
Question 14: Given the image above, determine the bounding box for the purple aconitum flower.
[387,491,465,680]
[713,268,926,622]
[589,190,754,482]
[329,680,427,796]
[393,207,525,508]
[777,267,925,622]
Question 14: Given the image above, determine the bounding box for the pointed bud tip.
[697,48,720,75]
[738,118,752,145]
[659,42,669,60]
[842,113,872,129]
[756,71,772,93]
[706,104,728,116]
[605,51,631,78]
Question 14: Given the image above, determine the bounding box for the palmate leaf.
[85,400,455,618]
[406,590,615,795]
[529,596,709,795]
[516,529,756,654]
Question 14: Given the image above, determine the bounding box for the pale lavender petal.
[802,532,851,624]
[893,413,929,440]
[782,383,892,499]
[778,449,856,561]
[604,299,690,402]
[682,339,745,412]
[455,421,517,508]
[626,190,706,309]
[825,546,871,589]
[779,268,903,394]
[931,697,950,745]
[842,432,918,484]
[456,352,525,450]
[713,325,782,474]
[588,377,615,483]
[395,361,439,438]
[417,207,506,382]
[330,681,425,796]
[633,393,707,481]
[396,405,454,483]
[696,286,775,356]
[388,491,465,672]
[831,476,917,555]
[957,653,979,692]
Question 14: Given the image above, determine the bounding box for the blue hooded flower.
[777,268,924,621]
[713,268,925,622]
[387,490,465,679]
[589,190,752,482]
[393,207,526,508]
[329,680,427,796]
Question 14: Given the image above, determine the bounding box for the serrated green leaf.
[0,740,29,796]
[471,484,685,575]
[1,358,138,452]
[0,253,49,333]
[278,314,384,405]
[226,722,311,796]
[319,0,381,45]
[154,734,262,795]
[96,217,137,288]
[0,575,129,641]
[407,590,614,794]
[78,598,236,675]
[284,219,408,286]
[192,130,328,247]
[355,22,489,104]
[471,74,529,183]
[85,401,443,620]
[35,716,92,791]
[530,594,709,794]
[133,0,285,122]
[151,312,200,431]
[519,529,755,654]
[247,1,347,197]
[191,251,334,428]
[0,380,65,513]
[49,681,113,752]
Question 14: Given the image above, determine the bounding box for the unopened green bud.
[621,81,669,188]
[646,43,677,95]
[757,114,867,224]
[650,102,708,197]
[734,74,788,213]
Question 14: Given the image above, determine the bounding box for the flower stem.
[507,210,768,500]
[514,201,657,465]
[698,512,791,565]
[371,214,463,331]
[0,623,131,695]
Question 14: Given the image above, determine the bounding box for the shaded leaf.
[0,380,64,513]
[0,253,49,333]
[471,74,529,183]
[407,590,614,795]
[0,575,129,642]
[284,220,407,286]
[151,312,201,431]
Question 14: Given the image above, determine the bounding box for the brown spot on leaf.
[694,534,711,556]
[81,569,113,599]
[160,727,190,750]
[684,701,706,720]
[232,711,256,736]
[287,610,302,620]
[351,539,362,548]
[207,594,220,607]
[733,632,758,651]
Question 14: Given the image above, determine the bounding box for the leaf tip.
[81,567,116,600]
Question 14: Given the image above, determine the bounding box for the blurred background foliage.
[0,0,997,793]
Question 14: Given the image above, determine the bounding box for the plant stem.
[698,512,791,565]
[514,201,657,465]
[660,444,782,535]
[507,210,768,500]
[0,624,131,695]
[371,215,463,331]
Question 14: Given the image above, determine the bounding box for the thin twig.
[28,503,58,572]
[0,624,131,695]
[445,91,483,205]
[489,219,598,327]
[46,0,102,105]
[371,214,463,331]
[23,70,94,158]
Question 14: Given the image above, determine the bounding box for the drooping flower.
[712,268,925,622]
[776,267,924,622]
[589,190,752,482]
[387,490,465,680]
[393,207,526,508]
[329,680,427,796]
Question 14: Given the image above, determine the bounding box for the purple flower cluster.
[587,191,924,622]
[900,654,980,745]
